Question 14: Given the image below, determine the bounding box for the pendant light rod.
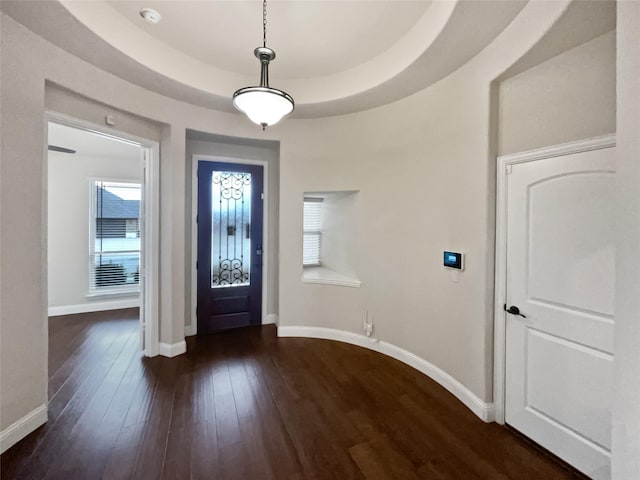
[255,47,275,87]
[263,0,267,48]
[232,0,294,129]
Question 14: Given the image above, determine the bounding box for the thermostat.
[443,251,464,270]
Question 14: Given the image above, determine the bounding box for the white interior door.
[505,146,615,480]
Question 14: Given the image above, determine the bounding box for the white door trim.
[190,154,270,335]
[45,111,160,357]
[493,134,616,424]
[141,142,160,356]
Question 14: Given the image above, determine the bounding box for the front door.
[504,145,615,480]
[197,160,263,333]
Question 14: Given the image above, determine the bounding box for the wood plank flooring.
[1,309,584,479]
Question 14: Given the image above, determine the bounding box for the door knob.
[504,304,526,318]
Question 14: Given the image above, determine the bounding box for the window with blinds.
[303,197,323,266]
[90,180,141,294]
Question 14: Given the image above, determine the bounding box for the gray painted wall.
[499,31,616,156]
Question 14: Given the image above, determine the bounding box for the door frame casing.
[493,134,616,424]
[190,154,270,335]
[45,111,161,357]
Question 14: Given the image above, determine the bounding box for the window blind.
[89,181,142,293]
[303,198,323,266]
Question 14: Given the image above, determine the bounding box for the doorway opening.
[195,159,264,333]
[46,115,159,356]
[191,155,271,335]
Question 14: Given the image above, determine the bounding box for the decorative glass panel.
[211,171,252,287]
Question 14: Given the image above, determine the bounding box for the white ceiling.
[106,1,431,79]
[0,0,616,118]
[48,122,141,160]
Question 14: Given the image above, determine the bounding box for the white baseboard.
[264,314,279,325]
[277,326,495,423]
[0,404,47,454]
[48,298,140,317]
[159,341,187,358]
[184,324,197,337]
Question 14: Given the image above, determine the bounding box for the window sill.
[302,266,361,288]
[86,289,140,300]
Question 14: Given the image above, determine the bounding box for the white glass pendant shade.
[233,47,294,129]
[233,87,294,127]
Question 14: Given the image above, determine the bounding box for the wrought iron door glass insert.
[211,171,252,287]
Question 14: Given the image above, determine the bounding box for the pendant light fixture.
[232,0,294,130]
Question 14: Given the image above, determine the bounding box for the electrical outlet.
[364,310,374,337]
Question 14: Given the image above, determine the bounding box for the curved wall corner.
[275,0,578,417]
[277,326,495,422]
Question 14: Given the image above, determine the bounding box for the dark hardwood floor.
[1,308,583,479]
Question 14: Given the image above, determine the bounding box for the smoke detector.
[140,8,161,24]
